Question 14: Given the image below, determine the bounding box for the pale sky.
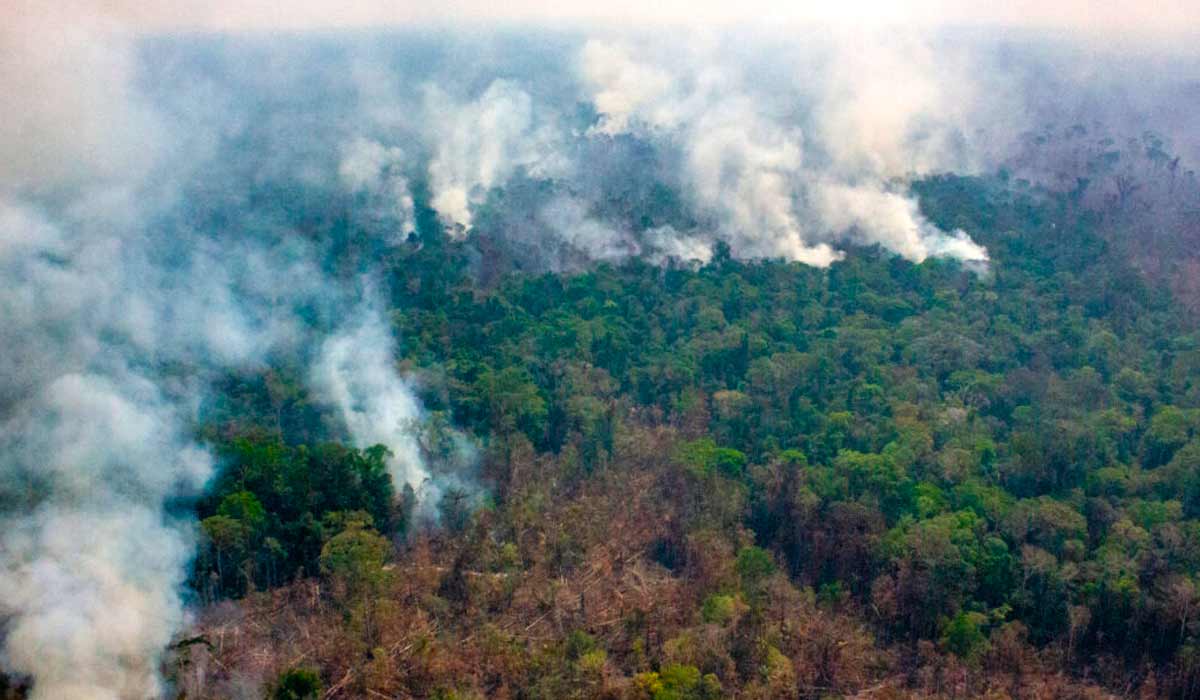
[12,0,1200,37]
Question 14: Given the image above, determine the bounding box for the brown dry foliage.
[168,423,1126,700]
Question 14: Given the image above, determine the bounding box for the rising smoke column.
[575,34,991,268]
[0,372,210,700]
[0,11,197,697]
[0,12,452,699]
[405,33,996,268]
[338,137,417,244]
[425,79,570,232]
[311,311,428,496]
[311,309,480,523]
[0,149,350,700]
[579,38,842,266]
[321,29,1001,271]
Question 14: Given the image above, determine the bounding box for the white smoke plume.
[813,182,989,264]
[575,35,989,268]
[310,312,427,495]
[426,80,569,232]
[0,11,203,697]
[812,30,985,179]
[538,197,638,263]
[311,309,479,522]
[0,11,458,699]
[0,375,208,700]
[335,30,1091,272]
[576,38,839,264]
[641,225,714,266]
[338,137,416,243]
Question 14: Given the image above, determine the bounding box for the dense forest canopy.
[181,160,1200,698]
[3,17,1200,700]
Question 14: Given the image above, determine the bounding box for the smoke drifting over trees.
[1,5,1198,698]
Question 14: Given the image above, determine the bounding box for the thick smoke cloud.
[574,34,992,267]
[394,31,1004,270]
[0,15,193,697]
[2,10,1198,698]
[0,375,206,700]
[0,13,453,700]
[579,38,837,265]
[426,80,570,232]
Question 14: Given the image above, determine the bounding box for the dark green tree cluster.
[194,437,398,599]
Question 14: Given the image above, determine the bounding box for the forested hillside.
[169,160,1200,698]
